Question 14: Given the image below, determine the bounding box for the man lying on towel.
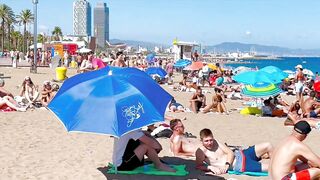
[270,121,320,180]
[195,128,273,175]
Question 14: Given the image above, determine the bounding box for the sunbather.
[202,87,227,114]
[196,128,273,175]
[19,76,39,105]
[113,129,175,172]
[168,98,185,113]
[0,79,13,98]
[270,121,320,179]
[169,119,200,157]
[189,87,206,113]
[301,91,320,118]
[0,96,26,111]
[41,81,53,107]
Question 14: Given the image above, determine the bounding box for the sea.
[225,57,320,74]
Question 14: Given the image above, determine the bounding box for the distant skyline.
[3,0,320,49]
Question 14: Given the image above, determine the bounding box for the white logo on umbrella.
[122,102,144,127]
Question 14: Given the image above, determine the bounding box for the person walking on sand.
[113,129,175,172]
[269,121,320,180]
[196,128,273,175]
[295,64,305,103]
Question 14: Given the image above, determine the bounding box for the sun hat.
[295,64,303,69]
[24,76,31,80]
[294,120,311,135]
[43,80,51,85]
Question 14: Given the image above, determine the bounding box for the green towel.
[107,163,189,176]
[228,170,268,176]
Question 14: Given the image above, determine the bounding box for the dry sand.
[1,67,320,180]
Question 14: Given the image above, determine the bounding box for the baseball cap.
[295,64,303,69]
[294,121,311,135]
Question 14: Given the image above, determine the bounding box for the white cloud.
[245,31,252,36]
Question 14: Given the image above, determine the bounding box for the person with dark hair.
[270,121,320,179]
[169,119,200,157]
[201,87,227,114]
[196,128,272,175]
[295,64,305,102]
[302,91,320,118]
[19,76,39,105]
[189,87,206,113]
[111,51,126,67]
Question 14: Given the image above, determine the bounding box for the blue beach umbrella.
[260,66,288,82]
[48,66,172,137]
[233,70,282,85]
[145,67,167,78]
[241,82,283,98]
[146,53,156,62]
[173,59,192,68]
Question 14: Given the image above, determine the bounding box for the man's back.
[302,97,315,113]
[270,136,306,179]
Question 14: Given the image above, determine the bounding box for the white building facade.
[73,0,92,36]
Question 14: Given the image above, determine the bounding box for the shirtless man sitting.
[189,87,206,113]
[169,119,200,157]
[302,91,320,118]
[196,128,273,175]
[269,121,320,179]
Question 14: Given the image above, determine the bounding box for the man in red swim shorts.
[269,121,320,179]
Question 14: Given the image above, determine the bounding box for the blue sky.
[3,0,320,49]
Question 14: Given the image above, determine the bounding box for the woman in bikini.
[19,76,39,105]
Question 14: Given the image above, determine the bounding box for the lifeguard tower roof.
[173,39,199,46]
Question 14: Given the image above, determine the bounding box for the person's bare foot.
[157,164,176,172]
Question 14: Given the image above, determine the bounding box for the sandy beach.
[1,66,320,180]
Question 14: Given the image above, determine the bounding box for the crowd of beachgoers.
[1,50,320,179]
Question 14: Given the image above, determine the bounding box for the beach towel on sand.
[107,163,189,176]
[0,105,15,112]
[228,170,268,176]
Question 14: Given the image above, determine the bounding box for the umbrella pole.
[113,138,118,174]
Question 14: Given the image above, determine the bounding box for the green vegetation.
[0,3,63,53]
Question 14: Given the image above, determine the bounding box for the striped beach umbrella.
[241,82,283,98]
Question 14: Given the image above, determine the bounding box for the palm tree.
[37,33,45,43]
[7,15,16,50]
[52,26,62,41]
[11,30,22,50]
[17,9,33,53]
[0,4,14,53]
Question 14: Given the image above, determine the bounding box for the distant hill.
[110,39,320,56]
[110,39,169,49]
[204,42,320,56]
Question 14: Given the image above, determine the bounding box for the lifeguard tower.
[172,38,199,61]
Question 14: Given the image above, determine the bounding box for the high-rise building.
[94,2,109,48]
[73,0,91,36]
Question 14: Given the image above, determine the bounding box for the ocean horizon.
[226,57,320,75]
